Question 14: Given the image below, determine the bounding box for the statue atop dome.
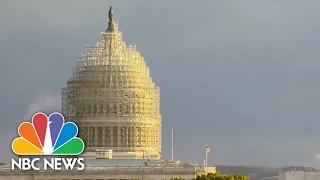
[106,6,115,32]
[109,6,113,21]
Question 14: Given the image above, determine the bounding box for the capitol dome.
[62,7,162,159]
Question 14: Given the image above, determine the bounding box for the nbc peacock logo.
[11,112,85,171]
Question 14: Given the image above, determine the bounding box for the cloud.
[24,91,61,119]
[0,132,17,163]
[0,91,61,163]
[0,0,137,34]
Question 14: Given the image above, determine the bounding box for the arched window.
[93,105,97,114]
[119,105,123,113]
[113,104,117,113]
[131,105,135,113]
[106,105,110,114]
[99,104,103,113]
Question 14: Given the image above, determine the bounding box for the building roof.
[0,159,172,169]
[0,164,9,168]
[84,159,166,167]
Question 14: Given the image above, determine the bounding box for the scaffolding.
[62,8,162,159]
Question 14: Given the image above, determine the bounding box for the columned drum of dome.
[62,7,162,159]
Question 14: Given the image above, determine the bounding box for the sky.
[1,0,320,168]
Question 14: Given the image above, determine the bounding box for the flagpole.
[205,150,208,167]
[171,128,174,161]
[205,145,208,167]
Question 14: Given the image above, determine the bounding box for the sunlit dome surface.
[62,7,162,159]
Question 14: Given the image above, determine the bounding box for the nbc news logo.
[11,112,85,171]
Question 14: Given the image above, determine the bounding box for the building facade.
[278,167,320,180]
[0,159,216,180]
[278,171,320,180]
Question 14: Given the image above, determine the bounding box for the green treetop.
[169,172,249,180]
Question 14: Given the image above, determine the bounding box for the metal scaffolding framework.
[62,7,162,159]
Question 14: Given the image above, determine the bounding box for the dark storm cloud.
[1,0,320,167]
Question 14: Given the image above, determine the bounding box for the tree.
[192,172,248,180]
[232,174,248,180]
[170,178,185,180]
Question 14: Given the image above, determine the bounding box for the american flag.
[206,145,211,154]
